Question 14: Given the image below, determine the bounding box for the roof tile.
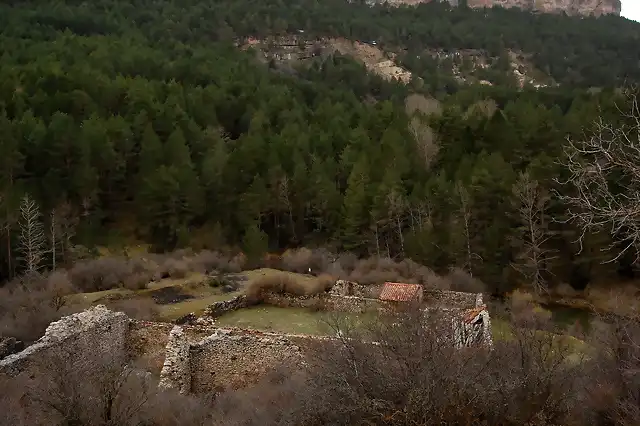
[379,282,423,302]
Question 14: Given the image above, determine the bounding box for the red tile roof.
[462,305,487,324]
[379,282,423,302]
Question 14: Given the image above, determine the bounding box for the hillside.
[0,0,639,293]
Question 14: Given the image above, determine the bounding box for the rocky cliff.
[464,0,621,16]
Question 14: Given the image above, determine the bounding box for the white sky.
[621,0,640,21]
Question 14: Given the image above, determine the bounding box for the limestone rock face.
[465,0,621,16]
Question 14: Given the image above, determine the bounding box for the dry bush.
[44,271,76,310]
[67,256,160,292]
[445,267,487,293]
[346,256,446,288]
[162,258,190,279]
[263,253,283,269]
[509,289,553,329]
[281,247,332,274]
[141,390,215,426]
[7,343,156,426]
[244,273,330,304]
[263,308,584,426]
[209,367,311,426]
[580,313,640,426]
[188,250,232,274]
[0,273,78,343]
[227,253,247,273]
[334,252,358,274]
[69,257,136,292]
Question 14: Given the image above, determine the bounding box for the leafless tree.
[406,94,441,171]
[511,172,557,294]
[453,182,481,276]
[18,194,46,274]
[10,343,156,426]
[557,89,640,262]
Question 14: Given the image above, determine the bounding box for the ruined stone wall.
[189,328,305,394]
[127,320,174,375]
[203,295,249,318]
[0,305,129,378]
[261,293,382,313]
[330,280,380,298]
[423,289,479,309]
[159,326,191,394]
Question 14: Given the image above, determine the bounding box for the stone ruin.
[0,280,493,395]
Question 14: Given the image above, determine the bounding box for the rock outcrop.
[464,0,621,16]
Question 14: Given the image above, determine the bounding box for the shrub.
[244,272,330,304]
[0,273,78,343]
[162,258,190,279]
[225,253,246,273]
[69,257,134,292]
[188,250,230,274]
[445,267,487,293]
[346,256,444,287]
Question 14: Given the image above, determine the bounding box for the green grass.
[214,306,380,336]
[215,306,332,335]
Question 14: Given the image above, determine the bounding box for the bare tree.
[557,89,640,262]
[12,343,156,426]
[511,172,557,293]
[406,94,442,171]
[453,182,481,276]
[409,117,440,170]
[18,194,46,275]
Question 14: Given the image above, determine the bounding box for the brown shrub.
[0,272,81,344]
[69,257,134,292]
[188,250,231,274]
[261,308,584,426]
[163,258,190,279]
[335,252,358,273]
[244,272,330,304]
[445,267,487,293]
[280,248,326,274]
[346,256,445,288]
[227,253,247,273]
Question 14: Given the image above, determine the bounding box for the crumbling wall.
[159,326,191,394]
[189,328,304,394]
[330,280,380,298]
[324,295,382,313]
[203,295,249,318]
[0,305,129,377]
[127,320,174,375]
[423,289,478,309]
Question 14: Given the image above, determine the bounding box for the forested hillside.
[1,0,639,292]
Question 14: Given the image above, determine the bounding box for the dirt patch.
[328,38,412,83]
[149,286,194,305]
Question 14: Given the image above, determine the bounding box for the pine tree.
[340,156,371,254]
[242,221,268,266]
